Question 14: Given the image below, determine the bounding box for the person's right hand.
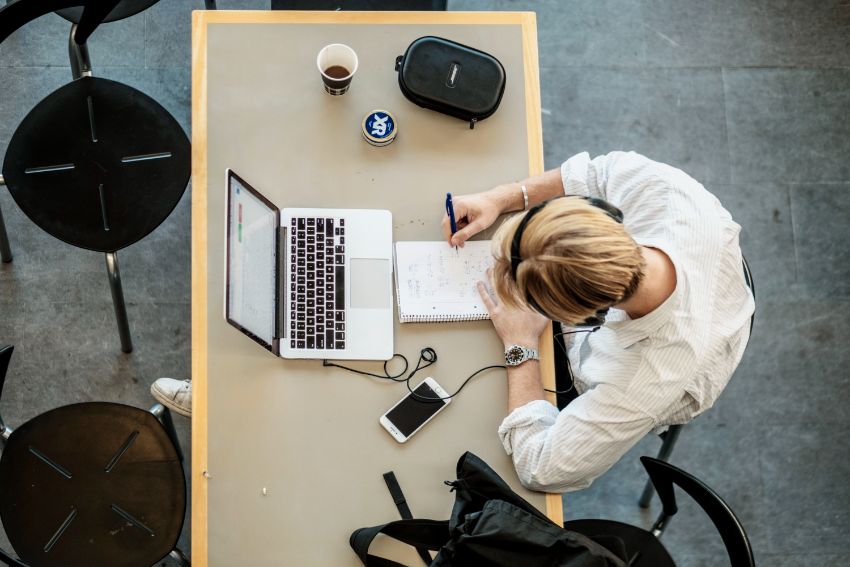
[441,190,504,247]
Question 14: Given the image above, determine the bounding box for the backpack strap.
[350,519,449,566]
[383,472,414,520]
[382,471,436,565]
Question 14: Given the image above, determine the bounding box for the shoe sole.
[151,385,192,418]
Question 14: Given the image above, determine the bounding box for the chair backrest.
[641,456,755,567]
[742,256,754,299]
[742,255,755,338]
[0,0,120,46]
[0,345,12,434]
[0,345,11,403]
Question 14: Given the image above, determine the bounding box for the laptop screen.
[226,170,278,351]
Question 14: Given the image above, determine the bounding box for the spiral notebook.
[394,241,493,323]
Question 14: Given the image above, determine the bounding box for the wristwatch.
[504,344,540,367]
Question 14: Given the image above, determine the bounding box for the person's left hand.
[476,270,550,348]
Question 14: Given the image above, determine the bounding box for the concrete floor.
[1,1,849,565]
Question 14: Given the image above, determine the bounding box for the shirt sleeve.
[498,400,560,455]
[559,150,683,208]
[498,384,659,493]
[559,151,598,198]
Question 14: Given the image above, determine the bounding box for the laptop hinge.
[277,225,287,340]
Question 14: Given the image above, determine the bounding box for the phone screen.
[385,382,448,437]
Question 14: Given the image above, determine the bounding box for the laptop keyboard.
[289,216,346,350]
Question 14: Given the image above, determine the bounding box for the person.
[443,151,754,493]
[150,378,192,417]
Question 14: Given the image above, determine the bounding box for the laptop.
[224,169,394,360]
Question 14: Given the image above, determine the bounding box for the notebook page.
[394,241,493,322]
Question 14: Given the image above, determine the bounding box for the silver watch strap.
[520,184,529,211]
[505,344,540,366]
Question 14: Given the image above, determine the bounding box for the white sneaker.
[151,378,192,418]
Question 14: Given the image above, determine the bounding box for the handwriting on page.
[403,245,492,302]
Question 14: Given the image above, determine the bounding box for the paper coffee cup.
[317,44,358,96]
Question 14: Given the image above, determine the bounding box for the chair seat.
[1,76,190,252]
[565,519,676,567]
[0,402,185,567]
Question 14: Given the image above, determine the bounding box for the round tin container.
[362,109,397,147]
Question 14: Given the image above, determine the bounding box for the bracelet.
[520,185,529,211]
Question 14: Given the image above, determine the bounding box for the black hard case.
[395,36,506,129]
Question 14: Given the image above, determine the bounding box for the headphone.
[510,195,625,328]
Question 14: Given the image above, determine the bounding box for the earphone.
[510,195,625,328]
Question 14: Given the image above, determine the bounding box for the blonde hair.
[492,197,645,325]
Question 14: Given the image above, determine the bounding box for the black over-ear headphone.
[509,195,625,327]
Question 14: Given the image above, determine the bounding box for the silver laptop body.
[224,169,394,360]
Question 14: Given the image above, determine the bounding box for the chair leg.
[105,252,133,353]
[0,420,12,446]
[203,0,217,9]
[150,403,184,463]
[638,424,684,508]
[169,547,191,566]
[68,24,92,79]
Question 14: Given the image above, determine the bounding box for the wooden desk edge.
[191,11,559,566]
[519,12,564,528]
[191,9,210,567]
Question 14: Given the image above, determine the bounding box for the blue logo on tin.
[365,111,395,140]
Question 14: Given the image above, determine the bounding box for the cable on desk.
[324,325,599,402]
[324,348,504,402]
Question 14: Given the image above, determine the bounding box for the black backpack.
[350,452,627,567]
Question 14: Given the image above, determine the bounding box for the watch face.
[505,345,525,365]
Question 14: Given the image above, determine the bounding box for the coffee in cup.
[317,44,359,96]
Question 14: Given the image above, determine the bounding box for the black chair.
[1,0,119,263]
[0,344,190,567]
[0,0,191,353]
[636,256,755,508]
[566,456,755,566]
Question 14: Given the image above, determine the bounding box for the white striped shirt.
[497,151,755,493]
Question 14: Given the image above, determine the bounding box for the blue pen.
[445,192,458,253]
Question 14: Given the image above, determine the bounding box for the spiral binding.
[395,276,490,323]
[400,312,490,323]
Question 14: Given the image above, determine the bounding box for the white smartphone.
[379,377,452,443]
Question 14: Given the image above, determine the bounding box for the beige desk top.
[191,11,556,567]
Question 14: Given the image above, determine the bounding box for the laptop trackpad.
[350,258,391,309]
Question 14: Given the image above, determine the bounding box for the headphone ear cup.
[583,197,624,224]
[579,308,609,328]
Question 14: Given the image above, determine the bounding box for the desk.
[192,11,557,566]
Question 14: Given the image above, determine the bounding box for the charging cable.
[323,349,504,402]
[323,325,599,402]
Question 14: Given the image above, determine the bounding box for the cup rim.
[316,43,359,81]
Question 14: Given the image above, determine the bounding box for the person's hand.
[441,190,505,247]
[476,270,549,348]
